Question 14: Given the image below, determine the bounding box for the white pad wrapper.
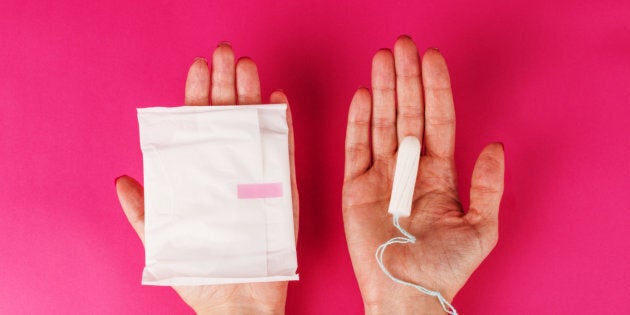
[387,136,421,217]
[137,105,298,286]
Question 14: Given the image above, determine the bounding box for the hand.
[342,36,505,314]
[115,43,299,315]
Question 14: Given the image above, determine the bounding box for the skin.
[342,36,505,314]
[116,36,505,314]
[115,43,298,315]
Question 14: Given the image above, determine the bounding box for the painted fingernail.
[428,47,440,52]
[114,175,126,186]
[400,34,413,40]
[194,57,207,63]
[217,41,232,47]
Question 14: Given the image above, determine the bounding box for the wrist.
[178,283,288,315]
[363,291,453,315]
[195,304,284,315]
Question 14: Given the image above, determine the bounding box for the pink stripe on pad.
[237,182,283,199]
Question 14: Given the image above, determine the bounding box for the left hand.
[116,42,298,315]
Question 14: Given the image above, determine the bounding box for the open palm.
[342,36,505,314]
[115,43,298,315]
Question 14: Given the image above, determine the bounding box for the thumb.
[115,175,145,245]
[467,143,505,246]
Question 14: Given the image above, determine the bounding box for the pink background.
[1,1,629,314]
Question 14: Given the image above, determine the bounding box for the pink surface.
[237,183,283,199]
[1,0,629,314]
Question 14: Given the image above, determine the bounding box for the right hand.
[342,35,505,314]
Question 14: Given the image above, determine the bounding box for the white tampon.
[387,136,421,218]
[377,135,459,315]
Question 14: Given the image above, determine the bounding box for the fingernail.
[114,175,125,186]
[428,47,440,52]
[194,57,207,63]
[499,142,505,150]
[400,34,413,40]
[217,41,232,47]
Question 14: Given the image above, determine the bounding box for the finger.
[468,143,505,224]
[184,57,210,106]
[236,57,262,104]
[371,49,397,161]
[344,87,372,180]
[211,43,236,105]
[115,175,145,245]
[394,35,423,142]
[270,90,299,240]
[422,48,455,159]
